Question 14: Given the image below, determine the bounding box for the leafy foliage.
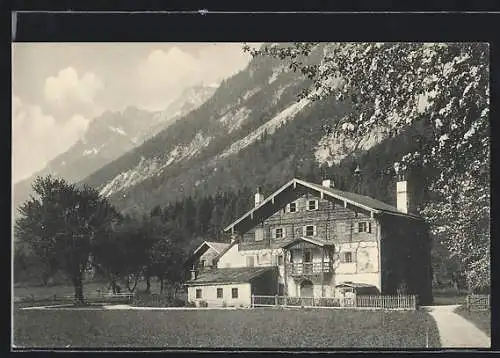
[15,176,119,301]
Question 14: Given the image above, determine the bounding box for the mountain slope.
[82,45,391,215]
[13,84,218,213]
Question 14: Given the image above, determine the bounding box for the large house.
[185,177,433,307]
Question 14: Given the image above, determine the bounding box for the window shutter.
[313,225,317,236]
[368,222,372,233]
[302,226,306,236]
[352,251,357,263]
[340,252,345,263]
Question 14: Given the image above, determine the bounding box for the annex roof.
[192,241,230,256]
[224,178,420,233]
[335,282,379,289]
[184,267,276,286]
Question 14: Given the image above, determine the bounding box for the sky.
[12,43,256,183]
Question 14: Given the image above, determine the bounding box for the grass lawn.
[13,308,441,349]
[454,306,491,337]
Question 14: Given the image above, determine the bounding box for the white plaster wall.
[216,244,246,268]
[287,278,299,297]
[187,283,251,307]
[334,241,379,274]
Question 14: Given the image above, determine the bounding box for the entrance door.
[300,280,314,297]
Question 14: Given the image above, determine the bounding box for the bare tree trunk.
[173,283,179,300]
[72,271,84,304]
[126,274,139,293]
[109,274,117,294]
[145,274,151,294]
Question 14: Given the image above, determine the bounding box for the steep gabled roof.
[224,177,420,233]
[184,241,231,268]
[184,267,276,286]
[192,241,230,256]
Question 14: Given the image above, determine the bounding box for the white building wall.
[187,283,251,307]
[216,244,246,268]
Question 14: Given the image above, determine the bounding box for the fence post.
[466,295,470,311]
[251,294,255,308]
[284,295,287,307]
[275,294,278,306]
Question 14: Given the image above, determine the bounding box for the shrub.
[170,298,185,307]
[186,301,196,307]
[222,301,227,308]
[199,300,208,307]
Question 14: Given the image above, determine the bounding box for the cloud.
[44,67,104,105]
[43,67,105,121]
[136,45,252,110]
[136,48,203,110]
[12,95,90,182]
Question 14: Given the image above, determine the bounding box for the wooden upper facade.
[223,178,420,252]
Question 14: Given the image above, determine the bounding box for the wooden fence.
[17,292,135,304]
[466,294,490,311]
[356,295,417,310]
[251,294,418,310]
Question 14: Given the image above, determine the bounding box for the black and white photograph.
[11,16,490,350]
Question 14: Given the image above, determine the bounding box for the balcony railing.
[287,262,332,276]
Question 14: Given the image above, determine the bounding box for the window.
[255,228,264,241]
[232,287,239,298]
[278,255,284,266]
[199,260,205,269]
[217,288,223,298]
[307,199,318,211]
[304,225,316,237]
[358,222,367,233]
[196,288,202,299]
[358,222,372,233]
[287,202,297,213]
[246,256,255,267]
[274,227,284,239]
[342,252,353,263]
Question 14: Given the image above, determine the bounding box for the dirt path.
[425,305,490,348]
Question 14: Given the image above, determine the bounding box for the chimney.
[394,162,409,213]
[254,187,264,207]
[396,180,409,213]
[322,179,334,188]
[190,269,197,280]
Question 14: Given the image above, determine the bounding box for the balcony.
[286,261,333,276]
